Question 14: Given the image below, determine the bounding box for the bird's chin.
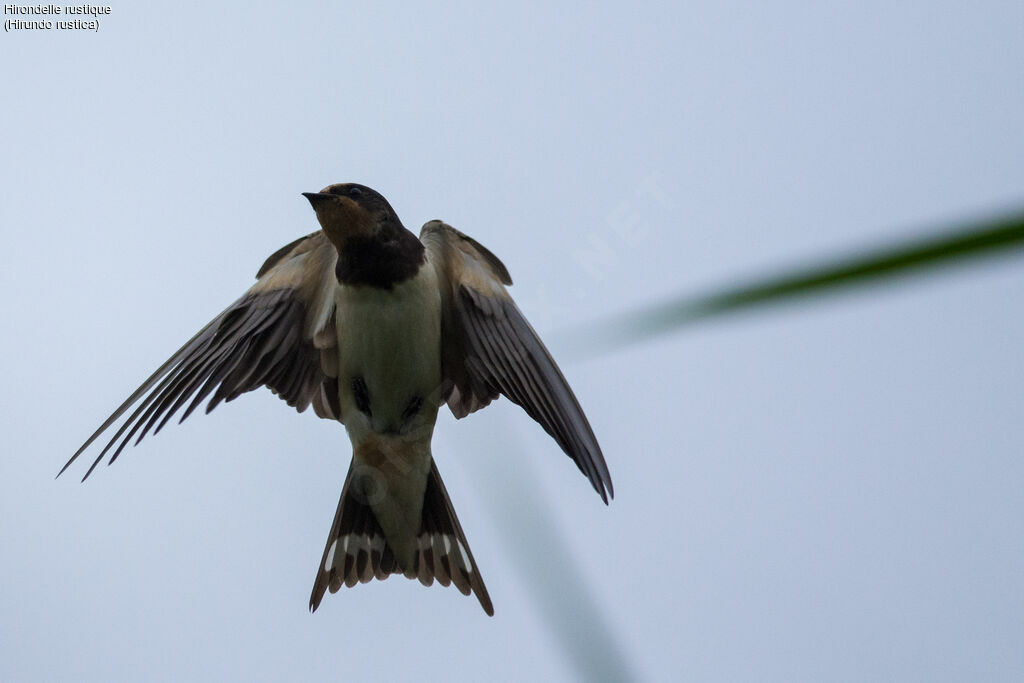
[308,200,376,248]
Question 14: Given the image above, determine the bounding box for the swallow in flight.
[61,183,613,616]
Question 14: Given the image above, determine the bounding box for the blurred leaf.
[565,207,1024,355]
[460,422,638,683]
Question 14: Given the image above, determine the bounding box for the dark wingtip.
[309,590,324,613]
[57,446,89,481]
[590,472,613,505]
[79,453,105,482]
[55,460,74,480]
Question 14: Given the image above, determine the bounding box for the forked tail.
[309,458,493,615]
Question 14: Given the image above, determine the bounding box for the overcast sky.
[3,2,1024,681]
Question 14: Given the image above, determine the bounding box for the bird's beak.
[302,190,373,249]
[302,192,335,209]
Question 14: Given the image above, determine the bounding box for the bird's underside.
[61,183,613,617]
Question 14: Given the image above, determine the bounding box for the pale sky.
[3,2,1024,681]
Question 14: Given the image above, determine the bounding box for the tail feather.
[309,458,493,616]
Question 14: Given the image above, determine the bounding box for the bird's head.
[302,183,401,250]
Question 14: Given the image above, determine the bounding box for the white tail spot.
[371,534,385,555]
[325,540,338,571]
[457,540,473,572]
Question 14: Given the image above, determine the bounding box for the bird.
[60,183,613,616]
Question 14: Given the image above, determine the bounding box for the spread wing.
[420,221,613,503]
[60,230,341,481]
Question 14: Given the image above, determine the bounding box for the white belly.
[333,264,443,563]
[334,264,443,442]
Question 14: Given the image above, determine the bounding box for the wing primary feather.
[423,221,612,503]
[58,312,229,479]
[152,344,236,434]
[460,293,585,482]
[62,232,340,481]
[503,302,612,495]
[481,293,609,498]
[174,341,245,422]
[479,307,604,496]
[138,328,254,442]
[478,305,568,444]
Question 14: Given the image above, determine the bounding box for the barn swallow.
[61,183,613,616]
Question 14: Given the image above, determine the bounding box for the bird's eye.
[348,187,363,198]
